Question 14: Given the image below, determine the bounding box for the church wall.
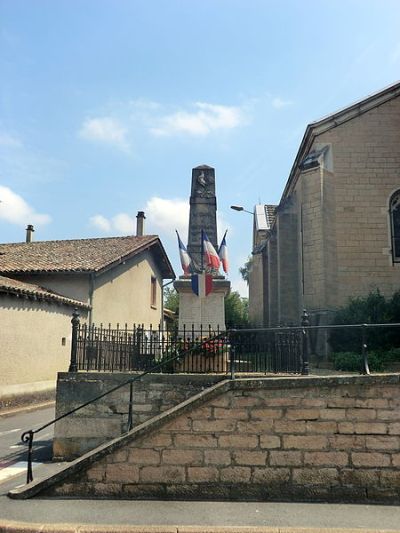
[248,252,264,326]
[276,196,300,325]
[312,97,400,307]
[298,168,325,312]
[267,234,278,326]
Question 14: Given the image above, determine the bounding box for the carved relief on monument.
[195,170,214,198]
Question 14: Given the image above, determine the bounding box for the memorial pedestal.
[174,276,230,332]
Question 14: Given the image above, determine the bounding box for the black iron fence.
[69,312,307,375]
[69,311,400,377]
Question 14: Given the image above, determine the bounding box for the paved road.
[0,405,55,483]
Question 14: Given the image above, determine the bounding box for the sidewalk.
[1,470,400,533]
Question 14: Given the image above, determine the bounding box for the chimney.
[26,224,35,243]
[136,211,146,236]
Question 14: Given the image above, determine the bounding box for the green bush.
[332,351,387,372]
[329,290,400,353]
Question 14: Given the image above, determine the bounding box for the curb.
[1,522,400,533]
[0,400,55,418]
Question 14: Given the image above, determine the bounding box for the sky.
[1,0,400,296]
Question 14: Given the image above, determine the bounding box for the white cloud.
[79,117,129,151]
[0,132,22,148]
[150,102,244,137]
[272,97,293,109]
[145,197,189,237]
[89,196,231,245]
[89,214,111,233]
[0,185,51,226]
[112,213,135,233]
[90,212,135,234]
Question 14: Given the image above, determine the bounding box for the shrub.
[332,351,386,373]
[329,290,400,353]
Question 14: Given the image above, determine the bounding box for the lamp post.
[230,205,254,215]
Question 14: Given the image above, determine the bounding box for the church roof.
[0,235,175,278]
[0,274,90,309]
[282,80,400,199]
[254,204,277,232]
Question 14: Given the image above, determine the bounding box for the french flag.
[218,231,229,274]
[191,272,213,297]
[202,230,220,271]
[176,230,192,275]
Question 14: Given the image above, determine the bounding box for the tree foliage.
[164,286,179,313]
[330,290,400,353]
[225,291,249,328]
[163,287,249,329]
[239,256,252,285]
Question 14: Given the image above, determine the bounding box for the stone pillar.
[187,165,218,270]
[174,165,230,332]
[174,277,230,331]
[276,195,300,325]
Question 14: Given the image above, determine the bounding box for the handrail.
[21,329,229,484]
[21,318,400,484]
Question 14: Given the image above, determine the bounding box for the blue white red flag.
[218,230,229,274]
[202,230,220,271]
[176,230,192,275]
[191,272,213,297]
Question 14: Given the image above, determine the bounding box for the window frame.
[389,190,400,264]
[150,275,157,308]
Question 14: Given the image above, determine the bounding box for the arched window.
[390,190,400,263]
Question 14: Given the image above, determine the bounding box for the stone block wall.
[316,97,400,305]
[43,375,400,503]
[53,372,222,460]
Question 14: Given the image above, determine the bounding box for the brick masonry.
[15,374,400,503]
[53,372,223,460]
[255,89,400,329]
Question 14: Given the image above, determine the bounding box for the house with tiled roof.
[0,214,175,397]
[249,81,400,340]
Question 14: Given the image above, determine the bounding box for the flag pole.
[218,229,228,253]
[201,229,204,272]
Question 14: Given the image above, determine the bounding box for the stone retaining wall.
[22,374,400,503]
[53,372,222,459]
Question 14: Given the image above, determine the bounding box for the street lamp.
[230,205,253,215]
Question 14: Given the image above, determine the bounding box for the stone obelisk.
[174,165,230,332]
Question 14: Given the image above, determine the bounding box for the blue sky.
[1,0,400,295]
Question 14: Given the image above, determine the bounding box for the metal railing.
[21,328,230,484]
[69,312,308,375]
[20,310,400,485]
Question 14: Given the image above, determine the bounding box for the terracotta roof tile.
[0,275,90,309]
[0,235,165,275]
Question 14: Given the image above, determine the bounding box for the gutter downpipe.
[88,273,95,326]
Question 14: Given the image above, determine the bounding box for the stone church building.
[249,81,400,328]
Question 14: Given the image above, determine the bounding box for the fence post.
[229,330,237,380]
[69,309,80,372]
[361,324,370,375]
[127,381,134,431]
[301,309,310,375]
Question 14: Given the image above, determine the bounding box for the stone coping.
[9,373,400,500]
[57,372,225,385]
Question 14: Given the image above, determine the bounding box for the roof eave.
[281,80,400,201]
[94,237,176,279]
